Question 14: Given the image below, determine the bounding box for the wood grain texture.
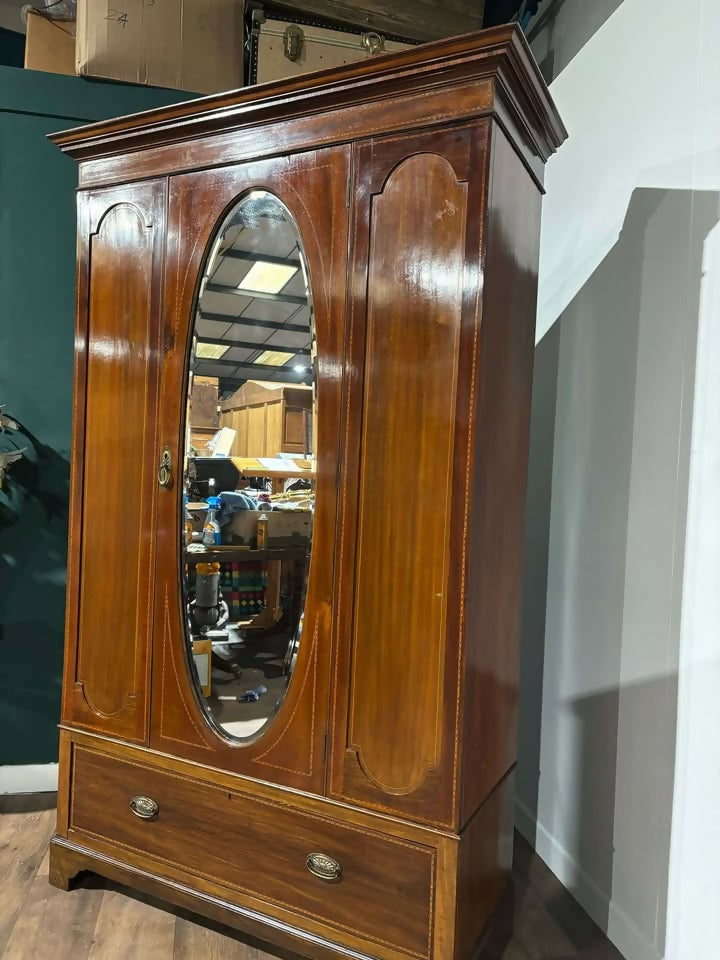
[172,917,264,959]
[349,153,465,796]
[52,28,566,960]
[459,123,543,825]
[32,828,623,960]
[454,774,515,959]
[0,809,56,955]
[49,26,565,171]
[150,148,349,794]
[73,80,495,192]
[56,728,452,846]
[2,873,104,960]
[329,125,483,829]
[68,744,434,960]
[0,799,622,960]
[88,888,176,960]
[67,181,165,743]
[0,801,627,960]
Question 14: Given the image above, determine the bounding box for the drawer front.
[69,746,434,958]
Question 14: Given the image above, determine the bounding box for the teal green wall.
[0,67,195,766]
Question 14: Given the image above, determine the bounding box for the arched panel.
[329,126,481,827]
[68,182,166,742]
[349,153,465,794]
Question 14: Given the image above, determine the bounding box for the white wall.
[535,0,720,341]
[517,2,720,959]
[664,221,720,960]
[528,0,623,81]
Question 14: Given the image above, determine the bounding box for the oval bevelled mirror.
[181,190,315,743]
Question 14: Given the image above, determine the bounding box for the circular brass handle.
[130,795,158,820]
[361,31,385,55]
[306,852,342,882]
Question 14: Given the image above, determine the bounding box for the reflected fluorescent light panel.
[256,350,294,366]
[196,342,229,360]
[238,261,298,294]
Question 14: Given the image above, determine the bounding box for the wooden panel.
[150,147,350,794]
[74,80,495,190]
[220,407,249,457]
[235,407,249,457]
[350,152,464,793]
[69,744,435,959]
[66,181,165,742]
[460,124,542,824]
[247,404,267,457]
[265,400,283,457]
[330,127,482,827]
[283,406,306,449]
[454,773,514,959]
[60,727,454,844]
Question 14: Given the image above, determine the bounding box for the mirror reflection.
[182,191,315,742]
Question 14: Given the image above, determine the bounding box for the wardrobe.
[49,24,566,960]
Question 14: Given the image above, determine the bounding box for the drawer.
[69,745,435,958]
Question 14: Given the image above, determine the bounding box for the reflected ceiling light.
[237,261,298,294]
[293,364,308,373]
[196,342,229,360]
[255,350,294,366]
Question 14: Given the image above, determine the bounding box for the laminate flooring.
[0,795,624,960]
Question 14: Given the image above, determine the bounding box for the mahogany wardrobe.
[49,24,565,960]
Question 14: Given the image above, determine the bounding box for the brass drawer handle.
[130,795,159,820]
[306,852,342,882]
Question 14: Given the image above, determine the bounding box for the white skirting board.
[515,801,662,960]
[0,763,59,795]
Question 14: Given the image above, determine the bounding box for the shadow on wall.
[528,0,626,84]
[0,421,69,766]
[517,186,720,958]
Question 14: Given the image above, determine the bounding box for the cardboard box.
[76,0,244,93]
[24,12,75,76]
[192,638,212,696]
[224,509,312,548]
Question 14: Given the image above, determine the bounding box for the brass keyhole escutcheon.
[130,795,159,820]
[158,447,172,488]
[306,852,342,882]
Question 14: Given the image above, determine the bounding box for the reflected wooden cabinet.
[49,26,565,960]
[220,381,313,458]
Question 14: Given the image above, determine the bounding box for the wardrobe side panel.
[63,180,166,744]
[460,124,542,824]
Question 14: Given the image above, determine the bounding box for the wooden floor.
[0,795,624,960]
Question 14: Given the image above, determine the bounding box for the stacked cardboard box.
[25,0,244,94]
[24,11,75,76]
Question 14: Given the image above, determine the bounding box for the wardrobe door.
[63,181,166,743]
[329,125,488,827]
[151,147,350,795]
